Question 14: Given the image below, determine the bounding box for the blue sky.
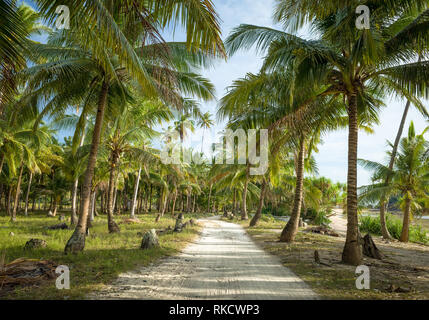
[25,0,428,186]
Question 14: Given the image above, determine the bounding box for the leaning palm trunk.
[24,172,33,216]
[71,179,79,225]
[130,166,142,219]
[11,164,24,222]
[280,137,305,241]
[106,151,120,233]
[65,81,109,253]
[379,99,412,239]
[342,94,362,265]
[241,164,250,220]
[400,198,411,242]
[249,177,267,227]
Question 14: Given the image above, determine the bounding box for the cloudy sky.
[26,0,429,186]
[179,0,429,186]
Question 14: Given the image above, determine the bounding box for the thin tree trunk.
[232,189,237,214]
[207,184,212,213]
[241,164,250,220]
[400,198,411,242]
[24,171,33,216]
[280,137,305,241]
[171,188,177,216]
[250,178,267,227]
[0,153,5,176]
[70,179,79,225]
[149,184,152,212]
[6,186,12,218]
[65,81,109,253]
[192,194,196,213]
[130,167,142,219]
[107,151,120,233]
[342,94,362,265]
[11,165,24,222]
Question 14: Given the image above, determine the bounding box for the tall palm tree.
[359,122,429,242]
[225,1,429,265]
[198,111,214,153]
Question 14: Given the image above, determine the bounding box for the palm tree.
[225,1,429,265]
[359,122,429,242]
[198,112,214,153]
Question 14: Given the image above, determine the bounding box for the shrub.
[303,207,332,226]
[359,214,428,244]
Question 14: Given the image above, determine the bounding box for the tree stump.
[140,229,159,249]
[174,213,184,232]
[24,239,47,250]
[362,233,383,260]
[314,250,320,264]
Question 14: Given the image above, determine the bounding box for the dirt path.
[330,209,347,237]
[92,217,318,300]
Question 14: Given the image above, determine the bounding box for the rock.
[24,239,47,250]
[46,223,69,230]
[140,229,159,250]
[47,211,54,217]
[304,226,339,237]
[387,284,411,293]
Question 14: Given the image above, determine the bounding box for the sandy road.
[93,217,318,300]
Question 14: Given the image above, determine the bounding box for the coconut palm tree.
[359,122,429,242]
[225,1,429,264]
[198,111,214,153]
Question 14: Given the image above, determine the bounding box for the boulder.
[24,239,47,250]
[140,229,159,250]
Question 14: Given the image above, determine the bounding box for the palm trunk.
[250,177,267,227]
[192,194,196,213]
[107,151,120,233]
[24,171,33,216]
[342,94,362,265]
[0,153,5,176]
[171,188,177,216]
[130,167,142,219]
[11,165,24,222]
[241,164,250,220]
[232,189,237,214]
[280,136,305,241]
[400,198,411,242]
[65,81,109,253]
[71,179,79,225]
[207,184,212,213]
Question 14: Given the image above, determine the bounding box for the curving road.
[93,217,318,300]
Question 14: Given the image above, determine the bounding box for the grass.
[0,211,203,300]
[228,214,429,299]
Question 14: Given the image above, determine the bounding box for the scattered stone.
[140,229,159,250]
[387,284,411,293]
[24,239,47,250]
[46,223,69,230]
[304,226,339,237]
